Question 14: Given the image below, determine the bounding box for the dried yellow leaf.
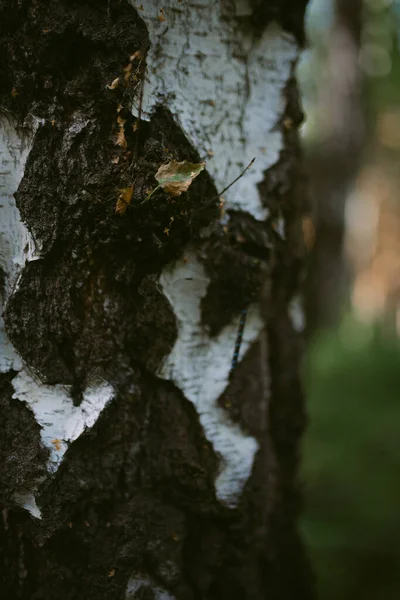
[130,49,144,62]
[116,115,127,148]
[116,185,134,215]
[51,439,62,451]
[107,77,120,90]
[123,62,133,83]
[116,131,127,148]
[155,160,205,197]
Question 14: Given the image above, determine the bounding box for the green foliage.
[301,315,400,599]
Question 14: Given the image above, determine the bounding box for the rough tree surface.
[0,1,313,599]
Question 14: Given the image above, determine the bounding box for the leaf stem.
[142,184,161,203]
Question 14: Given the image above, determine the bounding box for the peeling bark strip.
[0,1,313,599]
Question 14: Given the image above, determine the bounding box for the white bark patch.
[159,253,262,507]
[12,371,114,471]
[126,574,175,600]
[10,374,113,520]
[0,115,114,518]
[13,492,42,520]
[0,114,38,373]
[130,0,298,220]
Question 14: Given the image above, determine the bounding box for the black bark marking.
[0,372,48,503]
[249,0,308,45]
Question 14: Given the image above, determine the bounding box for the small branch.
[190,157,256,218]
[134,52,147,160]
[215,157,255,201]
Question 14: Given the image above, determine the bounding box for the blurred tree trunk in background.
[0,1,313,599]
[306,0,364,334]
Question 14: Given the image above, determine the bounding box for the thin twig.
[191,157,256,218]
[215,157,255,201]
[134,52,147,160]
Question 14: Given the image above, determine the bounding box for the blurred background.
[298,0,400,598]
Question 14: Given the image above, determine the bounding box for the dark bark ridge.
[0,1,313,599]
[249,0,308,44]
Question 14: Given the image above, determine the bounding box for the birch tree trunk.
[0,1,312,599]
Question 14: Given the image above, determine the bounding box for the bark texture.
[0,1,312,599]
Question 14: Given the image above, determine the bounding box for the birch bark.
[0,1,312,598]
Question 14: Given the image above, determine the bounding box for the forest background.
[301,1,400,598]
